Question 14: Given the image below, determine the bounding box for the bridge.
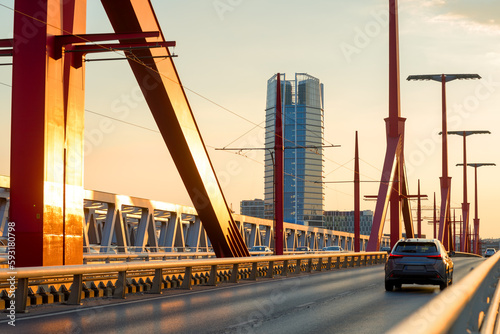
[0,0,499,333]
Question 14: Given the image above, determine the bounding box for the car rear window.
[395,242,437,254]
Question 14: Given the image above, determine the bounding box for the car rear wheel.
[385,281,393,292]
[440,273,448,290]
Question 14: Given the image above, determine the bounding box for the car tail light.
[389,254,404,259]
[426,254,442,259]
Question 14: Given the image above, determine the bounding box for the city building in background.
[240,199,265,219]
[324,210,374,235]
[480,238,500,255]
[264,73,325,226]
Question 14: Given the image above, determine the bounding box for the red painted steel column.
[274,74,284,255]
[417,180,421,238]
[461,133,470,253]
[388,0,402,248]
[459,214,462,250]
[438,74,451,250]
[11,0,84,267]
[433,193,436,239]
[453,210,457,247]
[473,166,480,254]
[366,0,406,251]
[354,131,360,252]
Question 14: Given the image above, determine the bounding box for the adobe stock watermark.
[5,221,16,327]
[339,8,389,63]
[213,0,245,21]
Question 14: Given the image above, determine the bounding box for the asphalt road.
[0,257,484,334]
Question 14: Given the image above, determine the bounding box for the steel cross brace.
[54,32,175,68]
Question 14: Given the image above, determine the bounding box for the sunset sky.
[0,0,499,239]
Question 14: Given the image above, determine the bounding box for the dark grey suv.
[385,238,454,291]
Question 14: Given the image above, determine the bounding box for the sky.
[0,0,500,239]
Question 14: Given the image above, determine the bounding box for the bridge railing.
[0,251,387,312]
[388,251,500,334]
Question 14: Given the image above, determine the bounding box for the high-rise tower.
[264,73,324,226]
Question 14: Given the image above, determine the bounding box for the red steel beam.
[53,32,161,59]
[62,0,86,265]
[366,135,400,250]
[11,0,85,267]
[438,75,452,250]
[354,131,360,252]
[460,133,470,252]
[433,193,437,239]
[400,165,414,239]
[69,41,176,53]
[367,0,412,250]
[417,180,421,238]
[100,0,249,257]
[0,39,13,47]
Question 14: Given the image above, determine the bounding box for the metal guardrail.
[0,251,387,312]
[82,252,216,263]
[388,251,500,334]
[0,250,377,265]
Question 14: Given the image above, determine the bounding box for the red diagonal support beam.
[101,0,249,257]
[367,135,401,250]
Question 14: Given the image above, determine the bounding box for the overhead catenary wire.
[0,3,403,199]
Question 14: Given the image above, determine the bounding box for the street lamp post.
[456,163,496,254]
[448,131,490,252]
[407,74,481,250]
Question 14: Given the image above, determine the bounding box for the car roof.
[397,238,439,244]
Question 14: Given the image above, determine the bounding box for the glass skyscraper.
[264,73,324,226]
